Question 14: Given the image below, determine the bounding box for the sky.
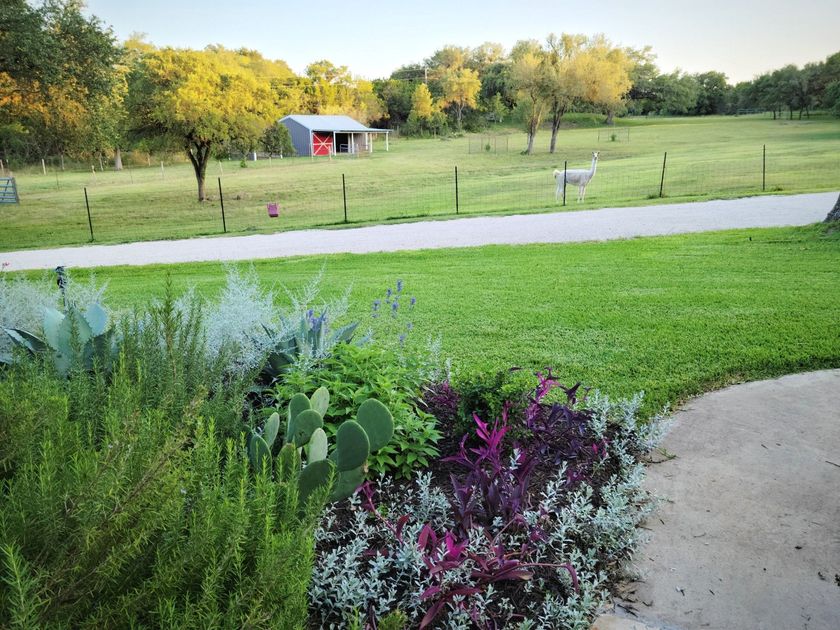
[85,0,839,83]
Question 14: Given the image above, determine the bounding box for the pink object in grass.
[267,202,279,217]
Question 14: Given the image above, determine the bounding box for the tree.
[693,71,730,115]
[441,68,481,130]
[406,83,445,135]
[541,34,586,153]
[510,41,545,155]
[826,194,840,222]
[260,122,295,156]
[652,71,699,115]
[626,46,659,115]
[127,47,278,201]
[0,0,121,163]
[579,39,633,125]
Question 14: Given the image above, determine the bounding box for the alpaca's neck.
[590,156,598,174]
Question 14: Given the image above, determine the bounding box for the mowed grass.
[51,223,840,416]
[3,115,839,251]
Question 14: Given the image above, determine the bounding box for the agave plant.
[258,309,360,384]
[2,303,118,377]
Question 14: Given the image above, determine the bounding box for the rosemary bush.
[0,293,323,629]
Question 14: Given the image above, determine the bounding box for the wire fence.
[3,145,839,249]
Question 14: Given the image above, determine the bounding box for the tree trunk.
[186,139,212,201]
[113,147,123,171]
[606,110,615,125]
[548,101,565,154]
[825,193,840,222]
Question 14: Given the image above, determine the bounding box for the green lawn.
[3,115,839,251]
[54,223,840,415]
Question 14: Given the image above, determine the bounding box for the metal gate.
[0,178,18,204]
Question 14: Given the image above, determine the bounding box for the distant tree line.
[2,1,839,194]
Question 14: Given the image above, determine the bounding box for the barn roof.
[281,115,389,133]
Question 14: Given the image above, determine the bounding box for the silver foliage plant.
[195,265,355,375]
[309,394,669,629]
[0,270,107,355]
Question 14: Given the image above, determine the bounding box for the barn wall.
[281,118,313,157]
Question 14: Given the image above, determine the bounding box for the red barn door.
[312,132,333,156]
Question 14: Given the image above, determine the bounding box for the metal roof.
[281,114,389,133]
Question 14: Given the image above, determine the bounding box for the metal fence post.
[342,174,348,223]
[84,187,94,241]
[659,152,668,198]
[563,160,567,206]
[455,166,459,214]
[762,145,766,192]
[218,177,227,233]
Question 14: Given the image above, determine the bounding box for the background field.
[3,115,839,251]
[46,223,840,415]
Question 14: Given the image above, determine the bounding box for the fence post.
[762,145,766,192]
[659,152,668,198]
[83,187,94,241]
[342,173,348,223]
[563,160,567,206]
[218,177,227,233]
[455,166,460,214]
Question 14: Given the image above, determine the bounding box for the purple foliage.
[420,380,460,425]
[523,370,609,486]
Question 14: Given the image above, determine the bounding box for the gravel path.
[595,369,840,630]
[1,192,835,270]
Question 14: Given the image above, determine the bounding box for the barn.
[280,115,390,157]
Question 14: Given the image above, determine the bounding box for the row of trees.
[372,36,633,151]
[628,53,840,118]
[3,2,839,199]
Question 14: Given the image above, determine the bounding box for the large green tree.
[0,0,121,162]
[127,47,278,201]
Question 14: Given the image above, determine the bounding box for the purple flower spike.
[396,279,403,293]
[386,287,392,298]
[410,296,416,307]
[392,301,398,311]
[372,299,381,311]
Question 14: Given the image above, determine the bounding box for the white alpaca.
[553,152,599,202]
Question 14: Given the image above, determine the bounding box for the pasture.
[2,115,839,251]
[53,223,840,415]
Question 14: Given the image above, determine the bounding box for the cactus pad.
[307,427,328,462]
[290,409,323,447]
[356,399,394,452]
[329,465,366,502]
[248,434,271,472]
[286,393,311,440]
[298,459,334,507]
[263,412,280,449]
[335,420,370,471]
[310,386,330,417]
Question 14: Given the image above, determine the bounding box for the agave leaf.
[43,307,65,350]
[330,321,358,345]
[4,328,47,354]
[83,303,108,336]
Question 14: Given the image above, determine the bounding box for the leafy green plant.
[273,342,440,478]
[0,308,323,628]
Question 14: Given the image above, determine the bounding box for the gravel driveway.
[1,192,835,270]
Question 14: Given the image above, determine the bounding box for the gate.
[0,178,18,204]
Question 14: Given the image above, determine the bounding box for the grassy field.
[2,115,839,251]
[45,223,840,415]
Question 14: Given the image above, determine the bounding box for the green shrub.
[0,295,323,629]
[272,342,440,478]
[452,368,531,436]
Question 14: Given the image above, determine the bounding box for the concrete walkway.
[1,192,835,270]
[595,369,840,630]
